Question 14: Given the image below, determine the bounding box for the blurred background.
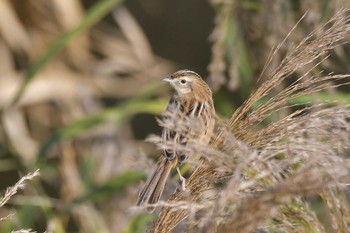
[0,0,349,232]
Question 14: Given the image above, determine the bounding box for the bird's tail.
[137,158,174,212]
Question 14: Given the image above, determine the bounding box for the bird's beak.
[162,77,172,83]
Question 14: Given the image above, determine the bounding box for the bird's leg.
[176,166,186,190]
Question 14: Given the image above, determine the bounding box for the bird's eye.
[180,79,186,84]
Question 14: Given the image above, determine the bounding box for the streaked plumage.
[137,70,215,212]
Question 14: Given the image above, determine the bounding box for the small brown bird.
[137,70,215,212]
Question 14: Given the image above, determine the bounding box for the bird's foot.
[176,166,186,190]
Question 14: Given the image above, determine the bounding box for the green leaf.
[74,171,145,203]
[223,15,254,98]
[16,205,45,229]
[213,91,235,117]
[251,91,350,110]
[123,214,153,233]
[289,92,350,105]
[10,0,124,106]
[81,152,97,190]
[36,99,167,163]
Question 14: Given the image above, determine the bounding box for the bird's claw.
[176,166,186,190]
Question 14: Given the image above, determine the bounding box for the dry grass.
[0,1,350,233]
[148,8,350,233]
[0,1,172,232]
[0,170,40,209]
[0,170,40,232]
[11,230,36,233]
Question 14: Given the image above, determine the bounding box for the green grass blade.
[36,99,167,163]
[74,171,145,203]
[288,92,350,105]
[251,91,350,110]
[10,0,124,106]
[123,214,154,233]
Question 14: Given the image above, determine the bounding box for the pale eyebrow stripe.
[172,70,201,79]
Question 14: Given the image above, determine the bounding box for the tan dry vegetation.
[148,8,350,233]
[0,1,349,233]
[0,1,173,232]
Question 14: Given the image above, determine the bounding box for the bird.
[137,69,215,212]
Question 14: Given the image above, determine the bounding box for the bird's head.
[163,70,211,97]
